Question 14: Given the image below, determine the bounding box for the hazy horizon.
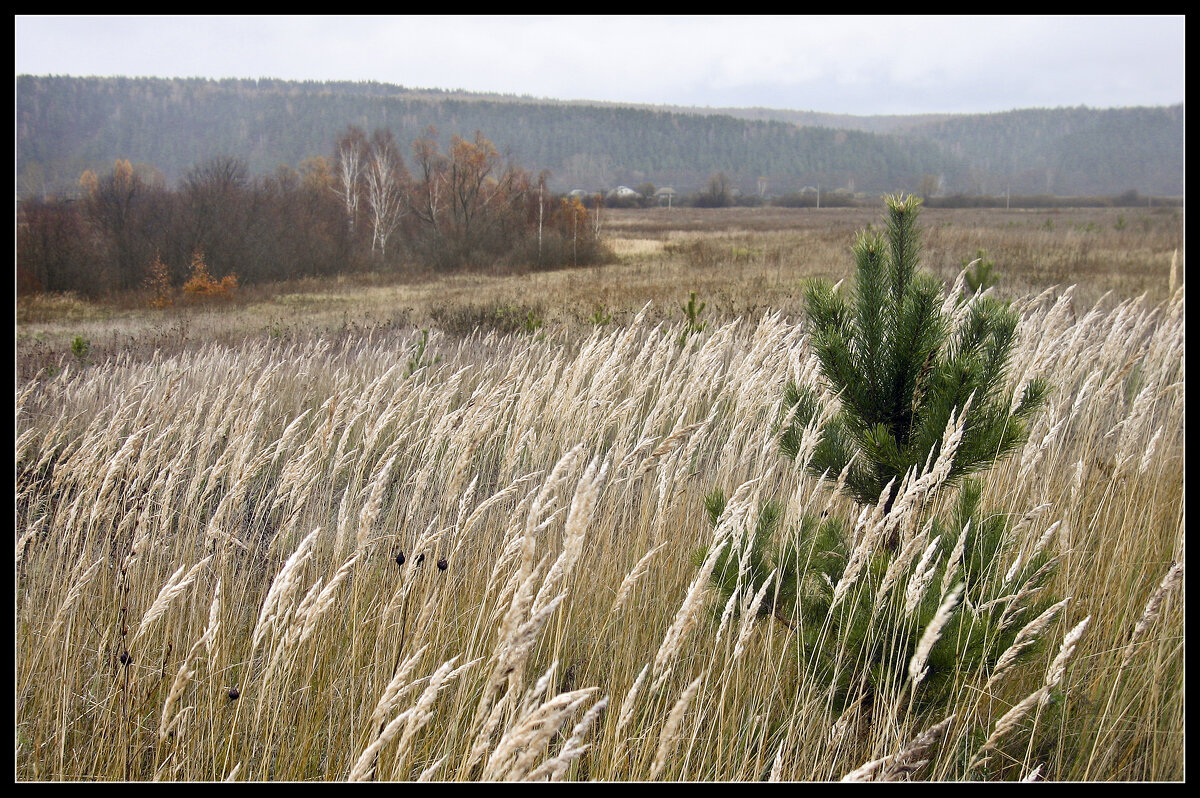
[14,15,1185,116]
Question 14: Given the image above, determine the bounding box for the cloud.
[15,15,1184,114]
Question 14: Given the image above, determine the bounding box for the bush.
[182,250,238,301]
[144,252,174,307]
[699,194,1056,717]
[787,195,1048,517]
[70,334,90,360]
[428,300,546,338]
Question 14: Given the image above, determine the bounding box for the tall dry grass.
[14,280,1184,781]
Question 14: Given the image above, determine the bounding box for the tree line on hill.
[18,76,1183,202]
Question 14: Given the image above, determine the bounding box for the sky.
[14,15,1185,116]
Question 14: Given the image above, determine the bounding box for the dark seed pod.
[415,553,425,566]
[118,650,132,667]
[395,551,405,568]
[437,557,448,571]
[227,687,240,702]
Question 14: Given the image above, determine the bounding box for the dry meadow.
[14,205,1184,781]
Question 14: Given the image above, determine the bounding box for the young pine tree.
[781,194,1048,527]
[701,194,1057,713]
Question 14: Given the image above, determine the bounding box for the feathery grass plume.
[295,553,358,647]
[92,422,154,515]
[46,557,103,642]
[635,414,712,476]
[1137,426,1165,475]
[521,444,586,575]
[348,707,416,781]
[1031,520,1062,560]
[355,452,400,552]
[732,570,776,662]
[350,656,469,781]
[767,742,787,782]
[369,644,431,729]
[1022,763,1045,782]
[611,542,668,615]
[463,693,514,776]
[713,570,752,646]
[158,660,196,742]
[389,656,476,776]
[995,555,1062,633]
[970,614,1091,770]
[652,525,729,691]
[985,597,1071,691]
[465,500,581,773]
[495,588,566,692]
[830,493,891,610]
[251,527,320,653]
[523,695,609,782]
[454,472,480,532]
[902,534,943,617]
[133,555,213,642]
[14,517,43,568]
[868,513,925,611]
[1042,614,1091,699]
[533,454,609,614]
[841,713,955,781]
[650,671,706,780]
[198,578,222,660]
[1119,560,1184,670]
[481,685,602,781]
[459,471,545,542]
[968,687,1048,771]
[331,485,354,556]
[415,756,448,782]
[614,663,651,740]
[909,584,963,687]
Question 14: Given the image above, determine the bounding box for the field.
[14,205,1184,781]
[16,205,1181,379]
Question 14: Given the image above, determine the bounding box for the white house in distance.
[606,185,642,201]
[653,187,677,207]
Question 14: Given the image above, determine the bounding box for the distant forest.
[16,75,1184,199]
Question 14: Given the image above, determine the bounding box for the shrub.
[589,303,613,326]
[428,300,546,338]
[143,252,175,307]
[70,334,90,361]
[700,194,1056,716]
[783,195,1048,520]
[677,291,707,346]
[963,249,997,294]
[405,328,442,377]
[182,250,237,301]
[702,477,1059,710]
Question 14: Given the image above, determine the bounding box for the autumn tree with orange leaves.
[400,127,608,270]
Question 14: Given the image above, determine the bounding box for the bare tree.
[333,126,368,234]
[364,129,408,259]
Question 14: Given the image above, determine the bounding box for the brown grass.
[15,205,1181,381]
[13,205,1184,781]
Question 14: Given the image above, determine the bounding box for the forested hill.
[16,75,1183,199]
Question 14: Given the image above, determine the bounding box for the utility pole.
[537,180,544,264]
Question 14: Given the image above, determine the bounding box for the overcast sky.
[15,15,1185,116]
